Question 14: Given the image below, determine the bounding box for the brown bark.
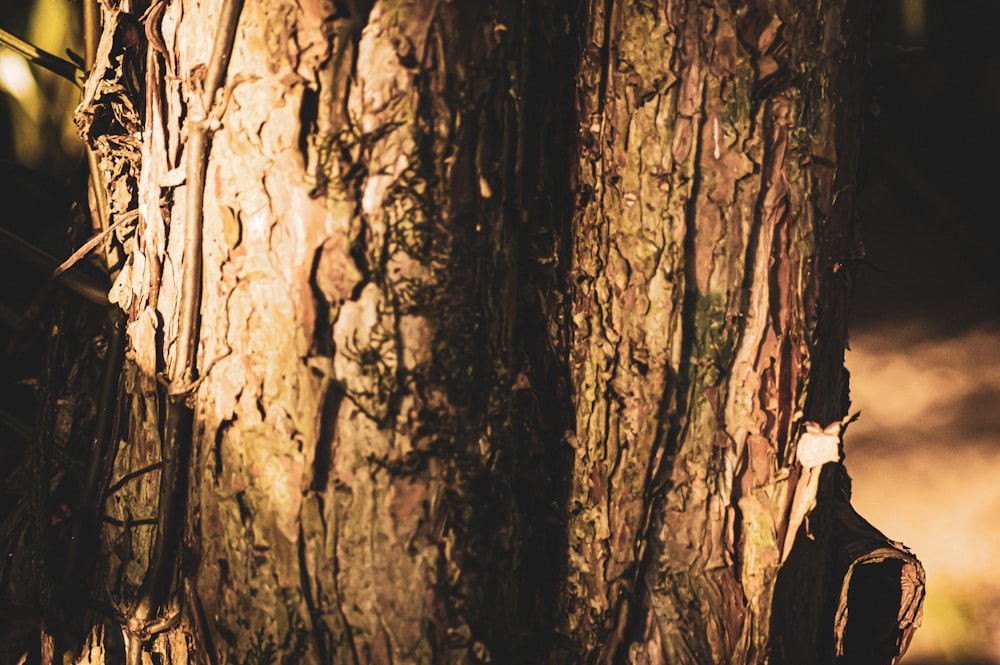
[562,1,921,664]
[53,0,923,664]
[79,0,573,662]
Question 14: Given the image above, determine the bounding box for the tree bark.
[81,0,577,662]
[57,0,924,664]
[560,2,924,664]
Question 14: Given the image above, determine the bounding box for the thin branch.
[173,0,245,386]
[104,460,163,497]
[0,227,109,306]
[83,0,101,69]
[52,210,137,278]
[127,1,245,663]
[101,515,158,528]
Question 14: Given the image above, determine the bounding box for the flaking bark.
[560,2,903,663]
[61,0,922,664]
[99,0,574,662]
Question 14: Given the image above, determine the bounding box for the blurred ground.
[846,326,1000,664]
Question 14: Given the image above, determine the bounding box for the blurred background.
[0,0,87,520]
[0,0,82,176]
[0,0,996,663]
[847,1,1000,663]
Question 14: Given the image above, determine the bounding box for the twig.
[82,0,100,69]
[63,308,125,595]
[173,0,244,387]
[85,148,115,275]
[125,0,245,662]
[0,227,109,306]
[52,210,137,278]
[101,515,158,528]
[80,0,116,277]
[104,460,164,497]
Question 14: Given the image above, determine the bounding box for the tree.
[4,0,923,663]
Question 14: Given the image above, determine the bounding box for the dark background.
[854,0,1000,333]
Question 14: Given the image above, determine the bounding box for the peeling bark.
[85,0,576,662]
[562,1,918,664]
[61,0,922,664]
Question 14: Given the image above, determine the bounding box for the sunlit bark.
[65,0,922,664]
[95,0,573,662]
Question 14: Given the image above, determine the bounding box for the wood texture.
[562,1,880,662]
[62,1,924,663]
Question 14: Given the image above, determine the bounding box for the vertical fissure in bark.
[759,90,793,460]
[596,0,616,117]
[639,4,749,663]
[296,519,329,664]
[509,1,582,659]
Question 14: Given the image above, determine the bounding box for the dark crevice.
[297,86,319,168]
[307,245,334,357]
[310,385,341,493]
[212,420,230,477]
[496,0,580,661]
[297,520,330,665]
[596,0,616,116]
[839,559,905,665]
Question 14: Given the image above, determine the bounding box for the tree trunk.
[57,0,923,664]
[78,0,577,662]
[562,1,871,662]
[560,3,924,663]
